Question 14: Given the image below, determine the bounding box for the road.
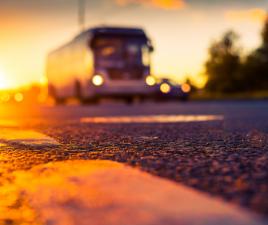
[0,101,268,224]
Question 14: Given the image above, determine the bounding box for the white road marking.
[80,115,224,123]
[0,160,265,225]
[0,120,19,128]
[0,129,60,147]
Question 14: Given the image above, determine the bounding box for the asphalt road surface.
[0,101,268,223]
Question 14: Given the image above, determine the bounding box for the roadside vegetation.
[196,15,268,99]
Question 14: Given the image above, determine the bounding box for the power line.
[78,0,86,31]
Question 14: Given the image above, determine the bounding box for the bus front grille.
[108,68,143,80]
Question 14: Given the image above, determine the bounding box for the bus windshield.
[93,37,150,67]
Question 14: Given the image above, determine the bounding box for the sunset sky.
[0,0,267,89]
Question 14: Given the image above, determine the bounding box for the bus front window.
[94,38,123,62]
[93,37,150,67]
[126,43,142,65]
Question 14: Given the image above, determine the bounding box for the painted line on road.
[80,115,224,124]
[0,119,19,128]
[0,160,265,225]
[0,129,60,147]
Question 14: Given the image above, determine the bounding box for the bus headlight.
[181,83,191,93]
[160,83,171,94]
[92,75,104,86]
[146,76,156,86]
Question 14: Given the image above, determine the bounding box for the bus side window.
[142,45,150,66]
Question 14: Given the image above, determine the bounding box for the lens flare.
[14,93,24,102]
[0,93,10,103]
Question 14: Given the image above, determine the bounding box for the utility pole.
[78,0,86,31]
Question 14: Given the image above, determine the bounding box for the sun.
[0,68,10,90]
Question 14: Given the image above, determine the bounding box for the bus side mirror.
[149,45,154,52]
[147,39,154,52]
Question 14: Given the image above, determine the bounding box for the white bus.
[46,26,155,103]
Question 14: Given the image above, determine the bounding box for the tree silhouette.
[262,17,268,47]
[205,31,241,93]
[205,15,268,93]
[242,16,268,91]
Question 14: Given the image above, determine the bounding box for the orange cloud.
[225,8,267,23]
[116,0,186,10]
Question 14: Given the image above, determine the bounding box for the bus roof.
[91,26,146,35]
[76,26,148,39]
[48,26,149,57]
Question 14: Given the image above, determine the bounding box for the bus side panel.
[46,34,94,99]
[71,35,94,99]
[47,46,76,99]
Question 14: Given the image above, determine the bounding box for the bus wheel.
[74,80,82,99]
[125,97,134,105]
[138,95,146,103]
[180,95,189,102]
[55,98,66,105]
[91,97,100,105]
[81,97,100,105]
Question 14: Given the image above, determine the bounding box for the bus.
[46,26,155,103]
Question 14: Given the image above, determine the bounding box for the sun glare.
[0,68,10,90]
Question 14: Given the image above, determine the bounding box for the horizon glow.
[0,0,267,89]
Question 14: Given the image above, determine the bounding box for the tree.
[262,16,268,47]
[205,31,242,93]
[242,15,268,91]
